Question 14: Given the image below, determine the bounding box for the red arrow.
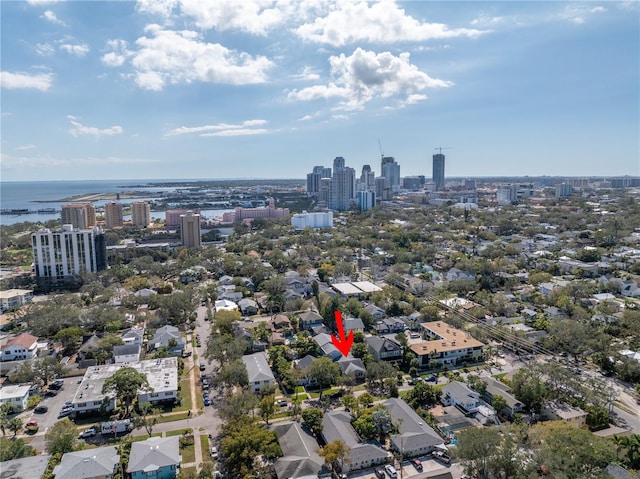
[331,310,353,357]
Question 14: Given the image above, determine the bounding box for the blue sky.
[1,0,638,181]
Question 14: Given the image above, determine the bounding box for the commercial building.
[61,203,96,229]
[71,357,179,414]
[180,211,201,248]
[104,201,123,228]
[360,164,375,190]
[291,211,333,229]
[555,183,573,198]
[307,166,331,196]
[496,183,534,205]
[32,225,107,282]
[432,153,445,191]
[131,201,151,227]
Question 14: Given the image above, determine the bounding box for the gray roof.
[365,336,402,354]
[242,352,275,384]
[299,311,323,323]
[270,422,328,479]
[0,454,51,479]
[443,381,479,403]
[295,355,317,371]
[384,398,443,452]
[150,325,185,349]
[483,377,522,410]
[337,357,365,376]
[127,436,180,473]
[322,411,389,465]
[54,446,119,479]
[113,343,141,357]
[343,317,365,331]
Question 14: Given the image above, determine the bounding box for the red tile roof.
[3,333,38,350]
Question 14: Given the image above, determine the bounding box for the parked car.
[432,449,452,465]
[411,458,423,471]
[34,405,48,414]
[374,466,386,478]
[204,397,211,406]
[79,427,98,439]
[182,350,192,358]
[424,375,438,383]
[277,400,287,407]
[58,408,74,419]
[384,464,398,478]
[210,446,218,459]
[200,363,206,371]
[25,420,38,432]
[45,389,59,397]
[49,379,64,390]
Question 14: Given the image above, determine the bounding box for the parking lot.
[347,456,460,479]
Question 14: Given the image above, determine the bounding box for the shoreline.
[32,193,156,203]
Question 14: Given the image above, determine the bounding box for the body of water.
[0,180,234,226]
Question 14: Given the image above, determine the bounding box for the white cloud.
[165,119,267,137]
[402,93,427,106]
[102,25,273,90]
[200,128,268,137]
[0,71,53,91]
[557,5,607,24]
[295,0,487,46]
[291,66,321,81]
[41,9,66,25]
[287,48,452,110]
[67,115,124,138]
[136,0,179,17]
[470,14,504,27]
[14,144,37,151]
[35,43,56,56]
[298,114,313,121]
[59,43,90,57]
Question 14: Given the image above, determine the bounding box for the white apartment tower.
[32,225,107,281]
[329,157,355,211]
[104,201,124,228]
[131,201,151,227]
[180,211,201,248]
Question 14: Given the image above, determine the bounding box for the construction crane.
[434,147,454,154]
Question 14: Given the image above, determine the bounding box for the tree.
[102,367,151,418]
[365,361,397,392]
[214,309,241,336]
[133,402,160,437]
[218,359,249,389]
[7,417,22,437]
[0,403,13,436]
[10,357,66,388]
[307,357,340,400]
[301,407,324,437]
[0,436,35,461]
[259,394,276,425]
[511,366,548,412]
[319,439,351,474]
[404,382,441,409]
[456,426,505,479]
[45,418,82,454]
[491,395,508,416]
[218,389,258,422]
[54,326,86,353]
[371,408,393,442]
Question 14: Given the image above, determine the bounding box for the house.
[238,298,259,316]
[321,411,390,472]
[299,311,324,331]
[113,343,141,364]
[336,356,366,381]
[127,436,181,479]
[364,304,386,320]
[293,355,318,386]
[521,308,538,321]
[411,322,485,368]
[270,421,330,479]
[541,401,587,427]
[134,288,157,298]
[0,454,50,479]
[343,317,365,334]
[543,306,568,320]
[122,327,144,345]
[372,317,406,334]
[441,381,481,411]
[54,446,120,479]
[220,290,243,302]
[149,326,185,356]
[384,397,445,458]
[446,268,475,282]
[1,333,38,361]
[242,352,275,394]
[313,333,342,361]
[0,289,33,313]
[365,336,403,363]
[0,384,30,411]
[215,299,239,312]
[218,275,233,285]
[539,281,569,297]
[78,334,101,360]
[621,280,640,298]
[481,377,524,418]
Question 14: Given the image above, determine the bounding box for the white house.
[0,384,30,412]
[242,352,275,394]
[0,289,33,313]
[113,344,141,364]
[1,333,38,362]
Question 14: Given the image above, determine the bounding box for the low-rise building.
[0,289,33,313]
[481,377,524,418]
[365,336,403,363]
[1,333,38,361]
[113,343,141,363]
[54,446,120,479]
[299,311,324,331]
[0,454,51,479]
[540,401,587,428]
[0,384,31,411]
[270,421,330,479]
[72,358,178,415]
[148,326,185,356]
[127,436,181,479]
[410,322,484,368]
[242,352,276,394]
[384,397,445,458]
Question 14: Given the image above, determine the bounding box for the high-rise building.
[555,183,573,198]
[360,165,375,190]
[291,211,333,230]
[375,177,390,201]
[329,157,355,211]
[307,166,332,195]
[166,209,201,227]
[381,156,400,191]
[357,190,376,211]
[32,225,107,282]
[104,202,123,228]
[61,203,96,229]
[180,211,201,248]
[131,201,151,227]
[432,153,445,191]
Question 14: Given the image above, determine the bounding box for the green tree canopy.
[102,367,151,418]
[45,418,82,455]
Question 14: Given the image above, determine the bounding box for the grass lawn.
[131,432,162,442]
[181,466,197,476]
[167,428,193,437]
[180,443,196,463]
[176,379,192,411]
[492,372,509,381]
[157,412,191,424]
[200,434,210,456]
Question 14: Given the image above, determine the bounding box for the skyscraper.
[131,201,151,227]
[432,153,445,191]
[360,165,375,190]
[381,156,400,191]
[329,157,355,211]
[61,203,96,229]
[180,211,201,248]
[32,225,107,283]
[104,202,123,228]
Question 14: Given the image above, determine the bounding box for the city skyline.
[1,1,638,182]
